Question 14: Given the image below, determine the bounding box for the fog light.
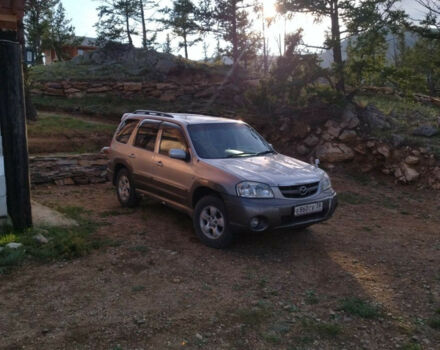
[250,217,260,229]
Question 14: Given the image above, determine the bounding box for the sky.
[62,0,428,60]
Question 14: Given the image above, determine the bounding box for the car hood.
[203,153,324,186]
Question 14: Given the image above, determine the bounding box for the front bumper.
[223,190,338,232]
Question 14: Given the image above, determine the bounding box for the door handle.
[155,160,163,167]
[128,153,136,159]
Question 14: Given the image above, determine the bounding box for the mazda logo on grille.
[299,186,309,196]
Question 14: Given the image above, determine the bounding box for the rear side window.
[159,124,188,156]
[115,119,137,144]
[134,121,160,151]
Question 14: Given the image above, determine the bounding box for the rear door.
[130,119,161,192]
[151,122,195,205]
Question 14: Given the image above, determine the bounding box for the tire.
[116,168,139,208]
[193,195,234,249]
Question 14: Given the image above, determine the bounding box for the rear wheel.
[193,195,234,249]
[116,168,139,208]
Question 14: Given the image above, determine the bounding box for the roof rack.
[133,110,174,118]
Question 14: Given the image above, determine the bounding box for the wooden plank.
[0,39,32,229]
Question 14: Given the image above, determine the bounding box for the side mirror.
[314,158,320,167]
[169,148,188,160]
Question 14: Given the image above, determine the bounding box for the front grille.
[279,181,319,198]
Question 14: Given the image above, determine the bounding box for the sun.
[262,0,278,18]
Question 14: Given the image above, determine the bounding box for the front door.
[152,122,194,205]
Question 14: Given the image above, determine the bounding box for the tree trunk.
[232,0,238,64]
[330,0,345,92]
[140,0,147,48]
[183,32,188,59]
[125,12,132,46]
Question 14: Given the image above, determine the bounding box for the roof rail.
[133,110,174,118]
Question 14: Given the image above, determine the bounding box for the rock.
[123,82,142,92]
[291,121,311,139]
[338,130,357,142]
[33,233,49,244]
[360,104,391,130]
[6,242,23,249]
[412,124,438,137]
[195,333,203,340]
[87,86,112,93]
[341,104,360,129]
[304,134,320,147]
[354,144,367,155]
[377,145,391,158]
[401,163,419,182]
[0,247,3,252]
[159,92,177,102]
[405,155,419,165]
[325,120,342,138]
[296,144,309,155]
[390,134,405,147]
[316,143,355,163]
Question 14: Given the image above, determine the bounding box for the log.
[0,39,32,229]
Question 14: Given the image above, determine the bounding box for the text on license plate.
[294,202,323,217]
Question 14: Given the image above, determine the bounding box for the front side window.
[115,119,137,144]
[134,121,160,151]
[159,124,188,156]
[187,123,272,159]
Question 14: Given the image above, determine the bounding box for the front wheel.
[116,168,139,208]
[193,196,234,249]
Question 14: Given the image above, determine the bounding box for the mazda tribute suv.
[107,110,338,248]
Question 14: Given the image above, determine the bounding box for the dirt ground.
[1,171,439,350]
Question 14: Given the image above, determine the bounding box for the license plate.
[294,202,323,217]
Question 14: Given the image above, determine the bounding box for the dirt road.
[1,171,439,349]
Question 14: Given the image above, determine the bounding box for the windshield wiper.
[255,150,275,156]
[226,152,257,158]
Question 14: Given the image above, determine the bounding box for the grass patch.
[233,306,272,328]
[32,95,235,121]
[0,233,17,246]
[428,316,440,330]
[401,343,422,350]
[338,191,369,205]
[301,318,342,338]
[339,297,382,319]
[27,112,114,137]
[304,290,319,305]
[132,285,146,293]
[0,206,103,274]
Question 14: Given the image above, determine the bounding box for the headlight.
[236,181,274,198]
[321,173,332,191]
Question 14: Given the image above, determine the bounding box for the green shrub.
[339,297,382,319]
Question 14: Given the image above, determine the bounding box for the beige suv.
[107,110,337,248]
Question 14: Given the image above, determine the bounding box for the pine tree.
[214,0,257,66]
[137,0,158,49]
[42,3,78,61]
[161,0,200,59]
[95,0,139,45]
[24,0,60,64]
[278,0,405,92]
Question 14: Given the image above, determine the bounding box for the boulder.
[304,134,320,147]
[160,92,177,102]
[123,82,142,92]
[405,155,419,165]
[338,130,357,143]
[341,104,360,129]
[412,124,438,137]
[360,104,391,130]
[377,145,391,158]
[6,242,23,249]
[87,86,112,93]
[325,120,342,138]
[291,121,311,139]
[390,134,405,147]
[316,143,355,163]
[296,144,309,155]
[401,163,420,182]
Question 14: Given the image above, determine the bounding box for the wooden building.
[43,37,97,64]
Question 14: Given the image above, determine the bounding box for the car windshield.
[187,123,273,159]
